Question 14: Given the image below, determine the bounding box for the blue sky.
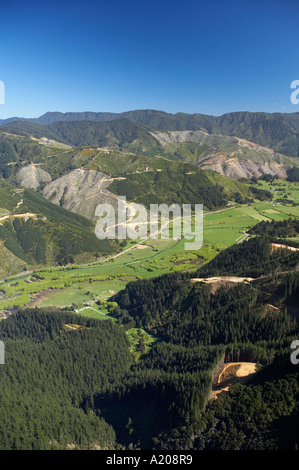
[1,0,299,118]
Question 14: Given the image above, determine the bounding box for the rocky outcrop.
[199,156,288,180]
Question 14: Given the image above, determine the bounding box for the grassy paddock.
[1,179,298,315]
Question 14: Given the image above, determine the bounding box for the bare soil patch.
[191,276,254,293]
[209,362,257,400]
[271,243,299,252]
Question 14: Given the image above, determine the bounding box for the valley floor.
[1,186,299,319]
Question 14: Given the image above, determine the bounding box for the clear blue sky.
[1,0,299,118]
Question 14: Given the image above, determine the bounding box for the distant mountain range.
[1,109,299,157]
[0,109,298,274]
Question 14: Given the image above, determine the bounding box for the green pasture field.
[38,278,130,308]
[203,207,259,246]
[76,307,115,322]
[0,179,298,319]
[0,237,220,312]
[126,328,159,361]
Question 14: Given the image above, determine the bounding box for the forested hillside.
[0,119,157,148]
[105,234,298,448]
[194,235,299,278]
[0,180,114,269]
[0,132,262,216]
[0,310,132,449]
[249,217,299,247]
[2,109,299,157]
[108,166,252,210]
[0,227,298,449]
